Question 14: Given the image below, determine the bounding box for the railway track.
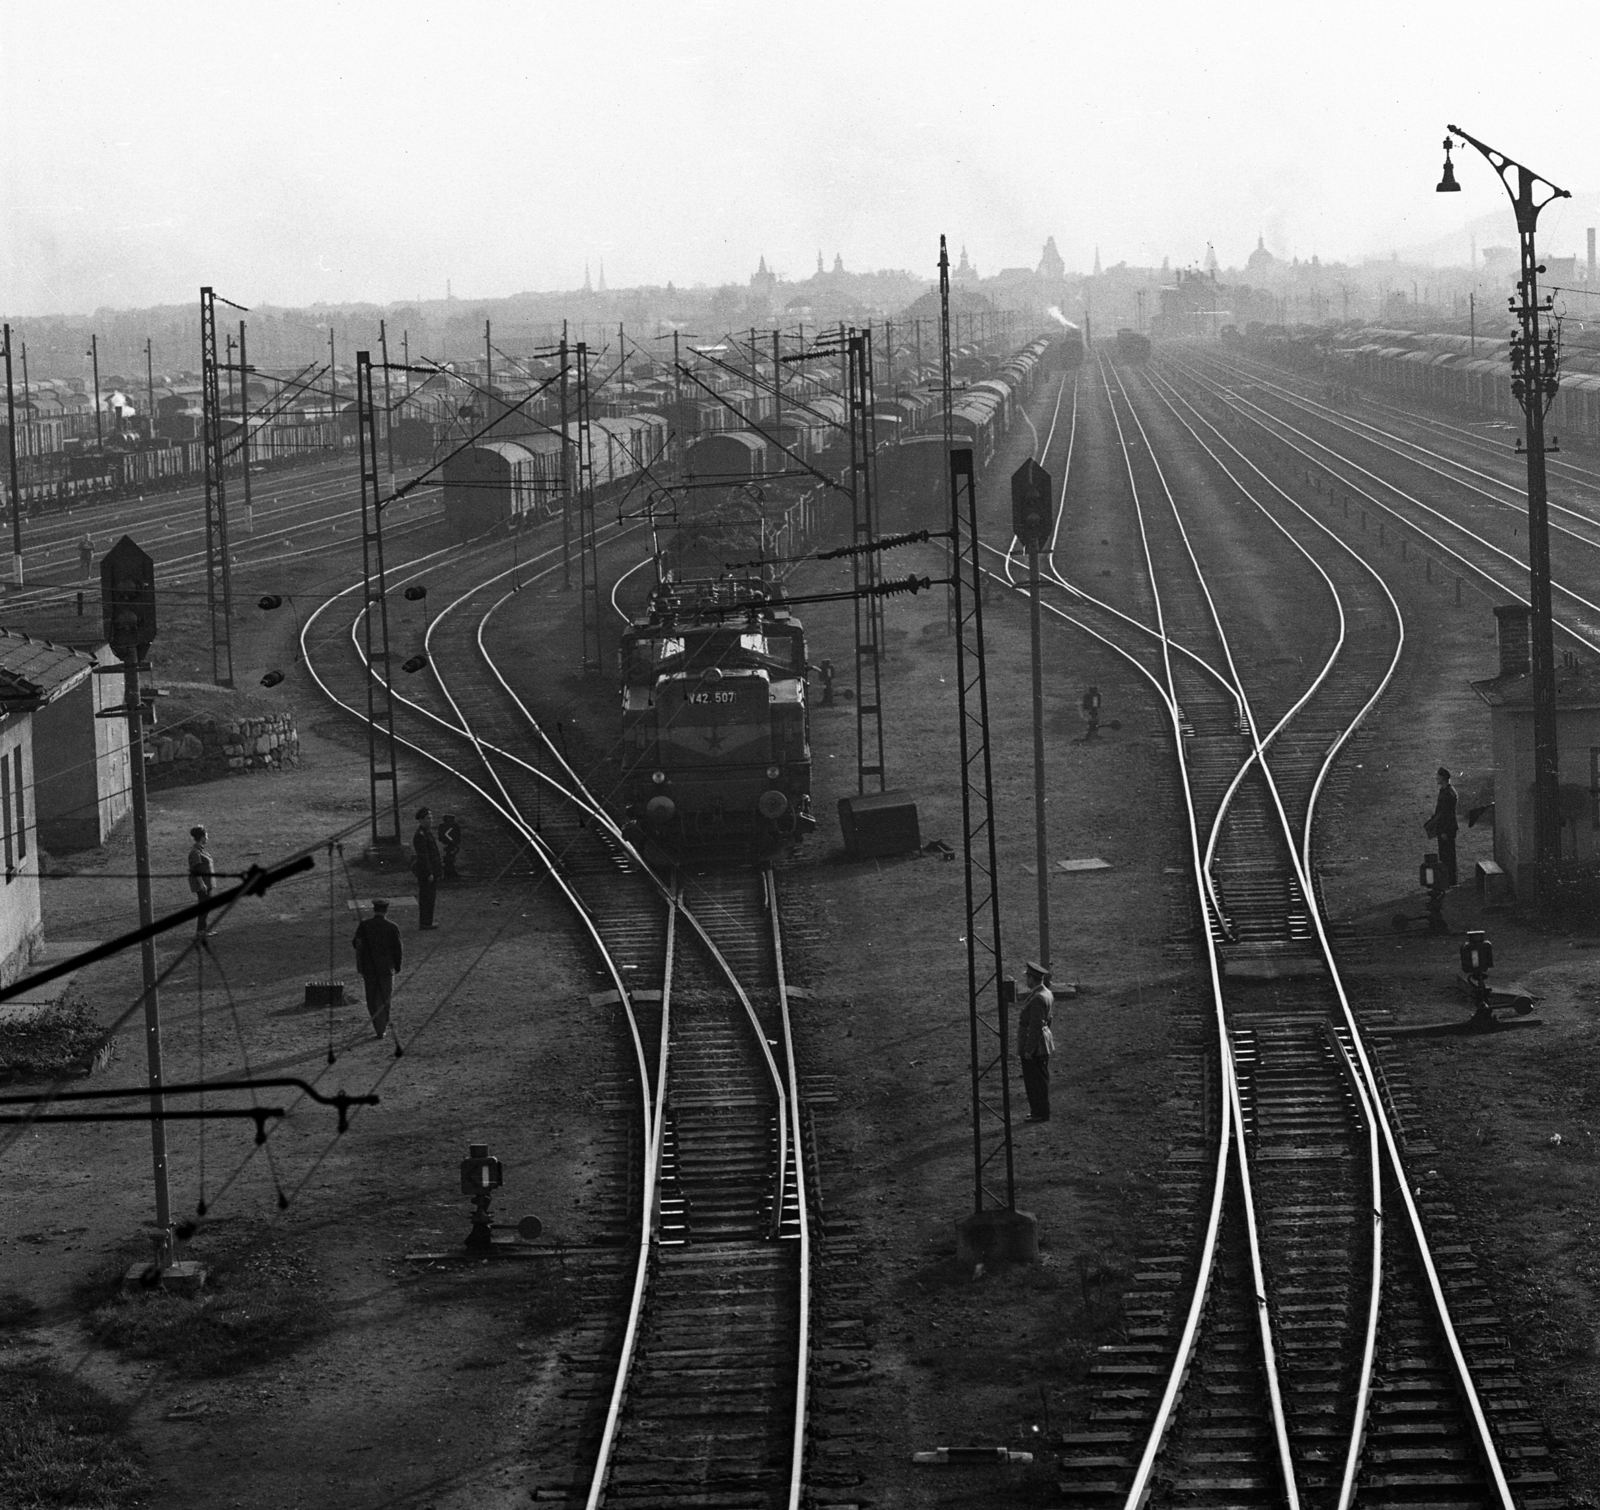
[1160,349,1600,652]
[298,523,811,1508]
[988,351,1556,1504]
[1197,344,1600,512]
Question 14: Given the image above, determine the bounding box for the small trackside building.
[0,633,109,982]
[1472,604,1600,892]
[26,636,132,852]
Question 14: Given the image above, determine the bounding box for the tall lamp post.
[1438,127,1569,902]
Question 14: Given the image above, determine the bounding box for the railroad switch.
[1461,930,1494,1019]
[458,1142,544,1252]
[1393,853,1450,933]
[460,1142,503,1250]
[1421,852,1449,933]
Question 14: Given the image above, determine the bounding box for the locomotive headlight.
[651,770,667,785]
[765,765,781,779]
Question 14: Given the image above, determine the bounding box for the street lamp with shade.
[1437,125,1570,906]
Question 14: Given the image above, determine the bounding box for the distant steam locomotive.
[618,577,814,852]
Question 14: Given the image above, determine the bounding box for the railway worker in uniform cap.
[351,900,403,1038]
[79,534,94,576]
[412,807,443,930]
[1017,961,1054,1123]
[1427,767,1460,888]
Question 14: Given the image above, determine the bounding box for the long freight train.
[618,576,814,853]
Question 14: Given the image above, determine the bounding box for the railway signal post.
[1012,458,1057,976]
[100,537,174,1274]
[1438,127,1569,904]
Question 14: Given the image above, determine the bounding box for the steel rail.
[1098,358,1253,947]
[298,550,660,1472]
[977,404,1237,1510]
[581,891,677,1510]
[1222,1035,1302,1510]
[765,867,811,1510]
[1188,347,1600,548]
[1123,366,1408,1510]
[306,544,684,1510]
[996,351,1242,1510]
[1137,364,1408,877]
[1202,343,1600,504]
[1141,354,1517,1506]
[1175,358,1600,647]
[1099,355,1304,1506]
[672,890,792,1240]
[1325,1017,1384,1510]
[1134,365,1394,881]
[609,551,655,624]
[467,579,807,1506]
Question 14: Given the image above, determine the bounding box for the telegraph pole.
[199,287,234,687]
[1440,126,1569,902]
[3,327,20,586]
[560,323,571,589]
[379,320,396,487]
[145,338,155,444]
[772,327,782,438]
[237,322,254,537]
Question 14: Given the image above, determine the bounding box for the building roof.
[1471,664,1600,712]
[0,629,99,711]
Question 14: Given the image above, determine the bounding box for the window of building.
[2,752,13,880]
[14,746,24,863]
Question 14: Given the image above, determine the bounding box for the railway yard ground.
[5,344,1600,1510]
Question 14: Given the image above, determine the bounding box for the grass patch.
[0,1291,42,1331]
[87,1226,328,1378]
[0,1361,147,1509]
[0,997,113,1081]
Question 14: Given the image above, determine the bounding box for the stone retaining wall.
[146,712,300,788]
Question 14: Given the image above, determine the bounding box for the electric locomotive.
[619,576,814,852]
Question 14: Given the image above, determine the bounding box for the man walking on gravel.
[351,899,403,1038]
[412,807,443,930]
[1018,961,1054,1123]
[1427,767,1460,887]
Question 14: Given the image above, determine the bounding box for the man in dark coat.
[1430,767,1460,887]
[1017,961,1054,1123]
[351,899,403,1037]
[412,807,443,930]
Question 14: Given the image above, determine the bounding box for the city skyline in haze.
[4,1,1599,318]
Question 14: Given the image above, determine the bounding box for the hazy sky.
[4,0,1599,316]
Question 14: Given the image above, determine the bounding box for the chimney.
[1494,604,1532,679]
[1589,227,1596,284]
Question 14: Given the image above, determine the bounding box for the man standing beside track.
[412,807,443,930]
[1427,767,1460,887]
[1017,961,1054,1123]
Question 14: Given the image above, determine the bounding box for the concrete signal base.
[123,1260,207,1297]
[956,1207,1040,1267]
